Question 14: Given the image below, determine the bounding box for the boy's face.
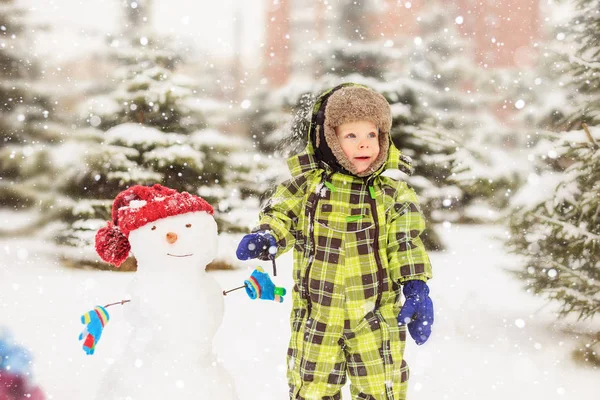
[335,120,380,174]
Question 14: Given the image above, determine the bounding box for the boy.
[237,83,434,400]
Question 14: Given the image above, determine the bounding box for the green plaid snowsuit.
[254,140,433,399]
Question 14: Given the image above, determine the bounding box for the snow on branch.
[533,213,600,241]
[567,54,600,71]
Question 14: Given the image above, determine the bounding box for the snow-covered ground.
[0,224,598,399]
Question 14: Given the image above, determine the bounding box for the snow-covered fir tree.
[0,0,69,213]
[507,126,600,364]
[81,0,204,133]
[507,0,600,366]
[46,0,273,268]
[551,0,600,129]
[0,0,47,146]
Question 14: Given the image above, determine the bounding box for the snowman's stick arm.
[104,299,131,308]
[222,284,247,296]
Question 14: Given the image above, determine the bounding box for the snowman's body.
[96,211,237,399]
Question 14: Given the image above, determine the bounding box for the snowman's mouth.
[167,253,193,257]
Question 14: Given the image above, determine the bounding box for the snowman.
[89,184,237,400]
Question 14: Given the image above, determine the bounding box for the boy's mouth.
[354,156,371,161]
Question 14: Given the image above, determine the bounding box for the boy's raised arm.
[248,175,308,260]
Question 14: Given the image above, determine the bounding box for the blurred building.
[263,0,541,87]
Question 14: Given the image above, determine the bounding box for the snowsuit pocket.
[316,204,374,233]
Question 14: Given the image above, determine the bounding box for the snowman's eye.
[151,226,156,230]
[186,224,192,228]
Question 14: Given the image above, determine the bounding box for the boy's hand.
[397,280,434,345]
[244,267,287,302]
[79,306,110,355]
[236,232,277,260]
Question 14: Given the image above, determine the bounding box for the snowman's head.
[95,184,216,268]
[128,211,217,268]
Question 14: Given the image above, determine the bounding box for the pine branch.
[542,257,596,283]
[420,124,462,144]
[593,204,600,222]
[419,124,490,162]
[533,213,600,241]
[567,54,600,71]
[534,129,564,141]
[582,123,600,149]
[543,286,600,314]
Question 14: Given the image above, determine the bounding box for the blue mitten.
[244,267,287,303]
[397,280,434,345]
[78,306,110,355]
[236,231,277,260]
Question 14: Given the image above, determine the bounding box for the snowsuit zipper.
[301,170,335,316]
[365,176,396,400]
[365,176,385,310]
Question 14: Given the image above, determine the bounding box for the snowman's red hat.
[95,184,214,267]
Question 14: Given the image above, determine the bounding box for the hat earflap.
[95,221,131,267]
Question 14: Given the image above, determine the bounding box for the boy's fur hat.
[317,85,392,177]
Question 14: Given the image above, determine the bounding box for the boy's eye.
[345,133,356,139]
[186,224,192,228]
[368,132,377,138]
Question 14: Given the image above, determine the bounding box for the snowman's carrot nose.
[166,232,178,244]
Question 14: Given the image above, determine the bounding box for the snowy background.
[1,0,599,398]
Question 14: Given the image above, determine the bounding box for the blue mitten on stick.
[244,267,286,303]
[397,280,434,345]
[79,306,110,355]
[236,232,277,260]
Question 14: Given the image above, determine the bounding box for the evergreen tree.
[0,0,48,145]
[553,0,600,129]
[507,0,600,365]
[45,0,270,268]
[507,126,600,364]
[81,0,204,133]
[0,0,68,210]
